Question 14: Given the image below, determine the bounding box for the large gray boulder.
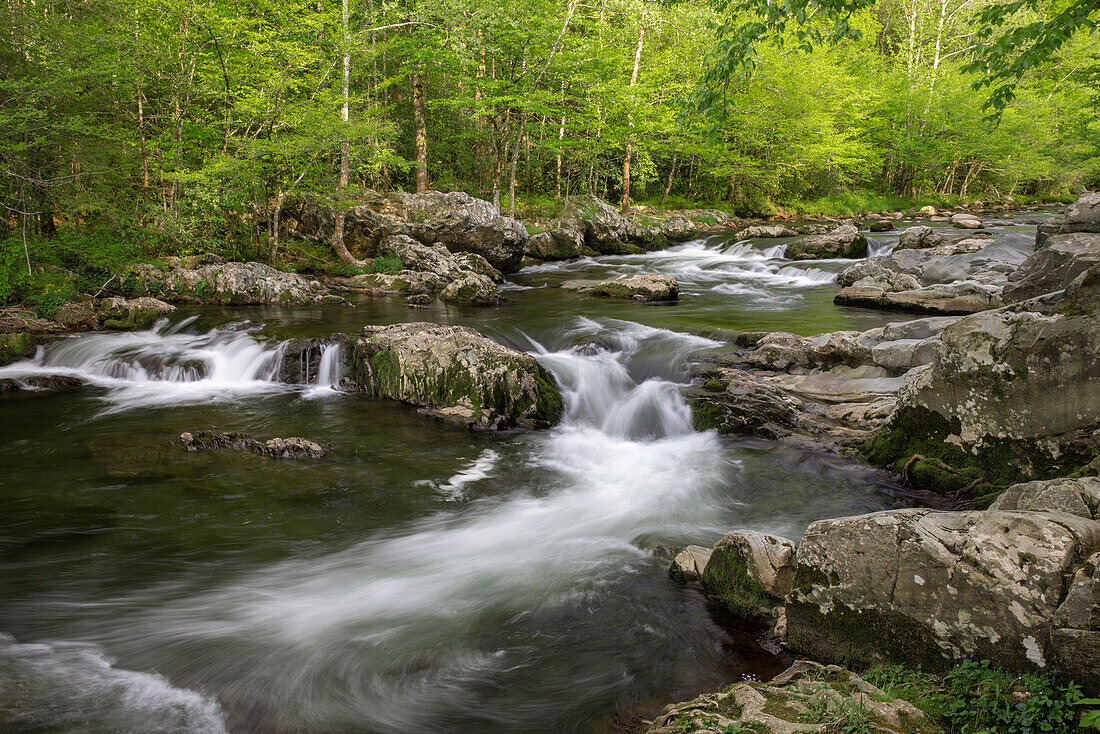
[526,226,586,260]
[342,322,563,430]
[285,192,529,272]
[385,192,529,271]
[690,367,802,439]
[1004,231,1100,303]
[1036,192,1100,247]
[127,261,338,305]
[896,225,945,250]
[786,508,1100,675]
[867,306,1100,491]
[701,530,796,621]
[786,225,867,260]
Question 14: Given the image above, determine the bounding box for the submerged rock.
[178,431,326,459]
[0,374,86,393]
[343,322,563,430]
[786,225,867,260]
[559,273,678,301]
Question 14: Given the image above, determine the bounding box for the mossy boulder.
[560,273,678,301]
[865,305,1100,495]
[786,225,867,260]
[786,508,1100,676]
[127,261,339,305]
[343,322,563,430]
[701,530,796,622]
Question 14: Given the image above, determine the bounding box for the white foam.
[0,633,228,733]
[436,449,500,499]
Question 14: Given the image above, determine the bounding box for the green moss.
[701,543,779,621]
[532,367,564,424]
[786,598,948,674]
[692,398,725,432]
[704,379,726,392]
[0,332,38,366]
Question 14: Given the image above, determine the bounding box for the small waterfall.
[0,319,331,412]
[866,236,893,257]
[301,342,345,398]
[316,343,343,388]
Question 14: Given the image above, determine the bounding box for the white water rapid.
[2,317,747,733]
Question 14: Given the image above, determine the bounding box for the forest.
[0,0,1098,298]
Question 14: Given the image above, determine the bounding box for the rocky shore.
[661,194,1100,725]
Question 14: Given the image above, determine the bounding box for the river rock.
[178,431,326,459]
[669,545,712,582]
[1049,551,1100,692]
[1036,192,1100,247]
[527,226,586,260]
[735,224,797,239]
[658,216,697,242]
[989,477,1100,520]
[0,374,86,393]
[701,530,796,621]
[559,273,678,301]
[951,212,984,229]
[343,322,563,430]
[786,508,1100,676]
[558,195,633,254]
[868,220,894,232]
[128,261,338,305]
[286,192,529,272]
[96,296,176,329]
[691,367,802,438]
[645,661,928,734]
[835,233,1034,314]
[895,225,944,250]
[786,225,867,260]
[867,305,1100,492]
[918,205,937,216]
[1003,231,1100,303]
[386,192,528,271]
[440,272,504,305]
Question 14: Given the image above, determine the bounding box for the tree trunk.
[269,189,284,265]
[331,0,363,266]
[620,21,645,215]
[412,68,428,193]
[555,108,565,199]
[660,153,678,207]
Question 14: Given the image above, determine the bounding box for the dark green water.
[0,224,1023,733]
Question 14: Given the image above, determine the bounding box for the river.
[0,217,1037,733]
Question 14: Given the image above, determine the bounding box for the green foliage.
[1077,699,1100,730]
[939,659,1081,734]
[865,659,1086,734]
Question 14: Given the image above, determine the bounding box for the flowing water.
[0,218,1038,733]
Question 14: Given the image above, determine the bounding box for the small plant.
[1077,699,1100,730]
[369,253,404,274]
